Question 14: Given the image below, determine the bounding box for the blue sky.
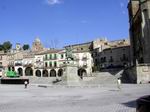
[0,0,129,48]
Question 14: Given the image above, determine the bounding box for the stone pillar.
[62,62,80,86]
[23,67,26,77]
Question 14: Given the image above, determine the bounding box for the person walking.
[117,78,121,90]
[24,81,28,89]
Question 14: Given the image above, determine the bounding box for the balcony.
[43,57,57,61]
[23,63,33,67]
[15,63,22,66]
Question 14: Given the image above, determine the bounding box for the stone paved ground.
[0,84,150,112]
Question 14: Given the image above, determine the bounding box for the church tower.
[32,37,44,52]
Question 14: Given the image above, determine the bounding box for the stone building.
[92,39,131,71]
[32,37,44,52]
[128,0,150,83]
[128,0,150,65]
[65,42,93,77]
[41,49,64,77]
[0,51,8,76]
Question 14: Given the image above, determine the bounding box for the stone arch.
[25,67,33,76]
[43,69,48,77]
[18,68,23,76]
[58,69,63,77]
[78,68,87,79]
[36,70,41,77]
[50,69,56,77]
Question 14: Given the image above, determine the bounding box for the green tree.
[3,41,12,52]
[0,44,3,51]
[23,44,30,50]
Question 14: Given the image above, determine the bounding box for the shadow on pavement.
[122,100,136,108]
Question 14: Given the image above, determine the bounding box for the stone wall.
[136,64,150,84]
[125,64,150,84]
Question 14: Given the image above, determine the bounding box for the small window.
[45,55,48,60]
[0,56,2,60]
[54,61,57,67]
[61,54,64,59]
[45,62,48,67]
[49,62,52,67]
[54,54,57,59]
[49,54,52,59]
[81,48,83,50]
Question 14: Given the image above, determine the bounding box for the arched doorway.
[78,68,87,79]
[50,69,56,77]
[25,67,33,76]
[58,69,63,77]
[18,68,23,76]
[43,69,48,77]
[36,70,41,77]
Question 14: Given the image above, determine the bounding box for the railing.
[15,63,23,66]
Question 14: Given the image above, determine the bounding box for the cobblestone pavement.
[0,84,149,112]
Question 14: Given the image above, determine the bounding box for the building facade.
[65,42,93,77]
[92,39,131,71]
[128,0,150,83]
[0,51,8,76]
[128,0,150,65]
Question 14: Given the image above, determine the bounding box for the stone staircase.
[83,72,117,85]
[28,77,57,84]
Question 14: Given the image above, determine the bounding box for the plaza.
[0,84,150,112]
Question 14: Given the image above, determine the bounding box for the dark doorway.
[36,70,41,77]
[25,67,33,76]
[43,69,48,77]
[18,68,23,76]
[58,69,63,77]
[78,68,87,79]
[50,69,56,77]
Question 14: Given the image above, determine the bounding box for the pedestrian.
[24,81,28,89]
[117,78,121,90]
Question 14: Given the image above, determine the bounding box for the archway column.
[23,67,26,77]
[33,68,36,77]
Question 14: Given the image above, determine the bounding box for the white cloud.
[46,0,62,5]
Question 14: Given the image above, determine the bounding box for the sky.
[0,0,129,48]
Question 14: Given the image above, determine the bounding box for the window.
[45,55,48,60]
[45,62,48,67]
[54,61,57,67]
[49,54,52,59]
[81,48,83,50]
[54,54,57,59]
[0,62,2,65]
[104,57,106,62]
[61,54,64,59]
[123,54,126,60]
[0,56,2,60]
[49,62,52,67]
[110,56,113,62]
